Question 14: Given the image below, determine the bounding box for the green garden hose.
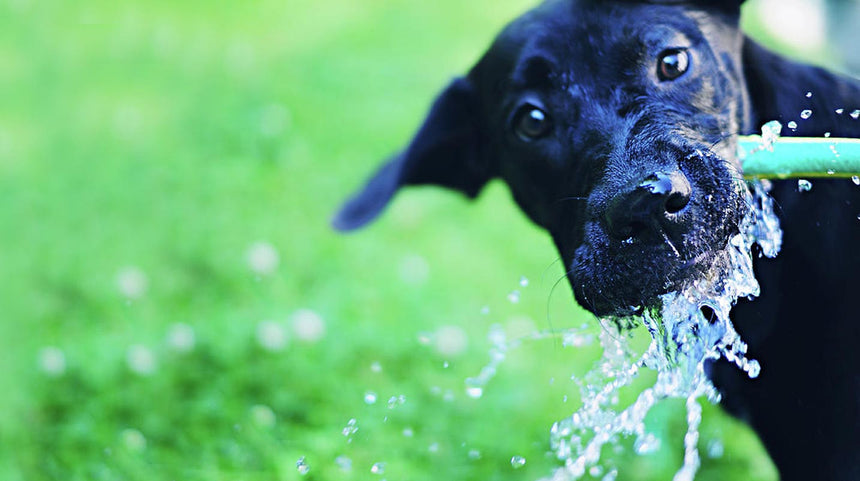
[739,136,860,179]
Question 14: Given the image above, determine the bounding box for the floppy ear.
[332,77,491,232]
[742,39,860,138]
[644,0,746,9]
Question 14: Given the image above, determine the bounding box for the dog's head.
[334,0,757,316]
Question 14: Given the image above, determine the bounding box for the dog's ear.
[645,0,746,8]
[742,39,860,138]
[332,77,490,232]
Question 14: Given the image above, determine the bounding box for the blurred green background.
[2,0,855,480]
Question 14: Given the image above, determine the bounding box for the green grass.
[0,1,788,480]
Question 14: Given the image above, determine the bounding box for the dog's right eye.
[513,104,553,141]
[657,48,690,81]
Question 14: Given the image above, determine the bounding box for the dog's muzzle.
[604,170,693,244]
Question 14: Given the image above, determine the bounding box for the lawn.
[2,0,821,479]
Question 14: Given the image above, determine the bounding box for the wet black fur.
[333,1,860,478]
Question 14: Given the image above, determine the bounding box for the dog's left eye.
[513,104,553,140]
[657,49,690,81]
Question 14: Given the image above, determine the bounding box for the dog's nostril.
[665,191,690,214]
[640,171,692,215]
[605,170,693,241]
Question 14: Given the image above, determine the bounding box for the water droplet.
[116,266,148,299]
[800,109,812,119]
[465,386,483,399]
[387,395,406,409]
[335,455,353,472]
[824,132,831,138]
[126,345,156,375]
[747,360,761,379]
[480,305,490,315]
[166,323,195,352]
[827,169,836,175]
[435,325,468,357]
[364,391,377,405]
[707,439,724,459]
[342,418,359,437]
[519,276,530,287]
[507,290,521,303]
[38,347,66,376]
[787,121,798,131]
[246,241,280,276]
[250,404,276,428]
[402,427,414,437]
[851,110,860,120]
[634,433,661,454]
[797,179,812,192]
[805,91,813,98]
[291,308,326,342]
[120,429,147,453]
[852,176,860,185]
[602,468,619,481]
[417,331,433,346]
[370,462,385,475]
[760,120,782,145]
[836,108,845,115]
[511,456,526,469]
[296,456,310,475]
[428,442,440,453]
[256,320,288,351]
[563,331,594,347]
[468,449,482,460]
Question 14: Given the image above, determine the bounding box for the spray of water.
[545,179,782,481]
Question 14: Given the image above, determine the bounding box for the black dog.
[334,1,860,478]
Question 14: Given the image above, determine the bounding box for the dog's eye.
[657,49,690,81]
[514,104,552,140]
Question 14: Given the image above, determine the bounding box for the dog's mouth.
[566,150,749,317]
[571,230,733,317]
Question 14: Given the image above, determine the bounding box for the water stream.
[545,179,782,480]
[467,176,782,480]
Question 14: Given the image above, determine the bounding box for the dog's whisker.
[554,196,588,205]
[662,231,682,258]
[708,130,743,151]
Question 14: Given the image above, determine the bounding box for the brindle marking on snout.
[334,1,860,479]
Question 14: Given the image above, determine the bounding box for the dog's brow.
[513,55,558,89]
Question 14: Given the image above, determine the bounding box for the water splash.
[335,455,353,472]
[370,462,386,475]
[296,456,310,476]
[547,180,782,480]
[757,120,782,153]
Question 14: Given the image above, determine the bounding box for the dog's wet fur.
[333,1,860,478]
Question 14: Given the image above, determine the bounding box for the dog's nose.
[605,171,692,240]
